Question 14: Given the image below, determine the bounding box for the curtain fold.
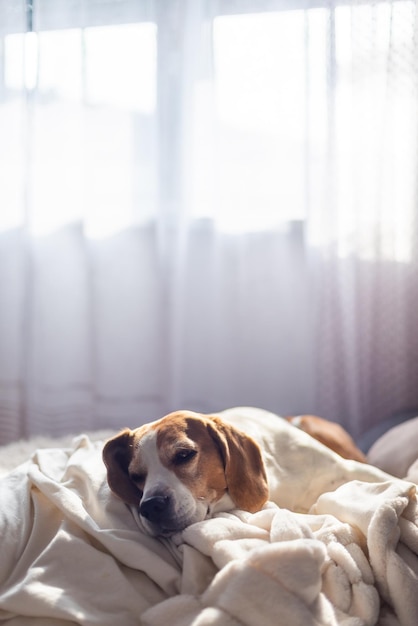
[1,0,418,444]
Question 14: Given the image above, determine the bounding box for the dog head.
[102,410,269,536]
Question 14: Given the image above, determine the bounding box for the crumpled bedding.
[0,409,417,626]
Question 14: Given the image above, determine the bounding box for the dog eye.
[173,449,197,465]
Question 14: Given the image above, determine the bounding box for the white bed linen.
[0,409,417,626]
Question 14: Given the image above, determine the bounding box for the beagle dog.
[103,408,368,537]
[103,410,269,537]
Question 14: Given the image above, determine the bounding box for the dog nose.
[140,495,170,522]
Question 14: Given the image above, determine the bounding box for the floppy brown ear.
[207,416,269,512]
[102,429,142,505]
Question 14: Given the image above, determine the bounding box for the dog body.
[286,414,367,463]
[103,407,378,537]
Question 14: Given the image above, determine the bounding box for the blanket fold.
[0,437,180,626]
[144,506,379,626]
[312,480,418,626]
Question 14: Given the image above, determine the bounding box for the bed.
[0,407,417,626]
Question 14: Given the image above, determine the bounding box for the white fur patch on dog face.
[129,430,212,535]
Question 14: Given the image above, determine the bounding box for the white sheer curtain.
[1,0,418,444]
[308,0,418,436]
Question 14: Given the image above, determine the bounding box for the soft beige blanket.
[0,408,417,626]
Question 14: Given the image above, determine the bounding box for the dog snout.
[140,495,170,523]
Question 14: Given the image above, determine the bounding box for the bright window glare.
[85,24,156,113]
[214,13,306,137]
[38,30,83,100]
[0,23,157,237]
[4,34,24,90]
[191,11,323,232]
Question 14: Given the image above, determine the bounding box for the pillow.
[367,416,418,478]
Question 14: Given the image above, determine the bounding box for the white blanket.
[0,409,417,626]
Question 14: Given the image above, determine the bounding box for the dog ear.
[102,429,142,505]
[207,416,269,512]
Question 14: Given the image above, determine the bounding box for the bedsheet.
[0,411,417,626]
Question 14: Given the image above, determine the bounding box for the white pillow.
[367,416,418,478]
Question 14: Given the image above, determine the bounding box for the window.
[0,0,417,245]
[1,19,157,237]
[190,9,327,232]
